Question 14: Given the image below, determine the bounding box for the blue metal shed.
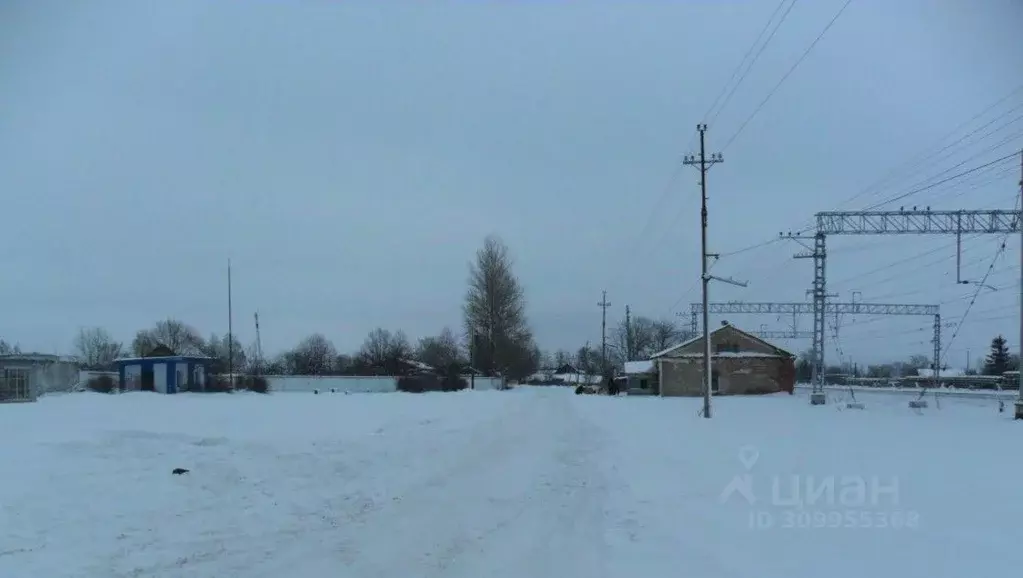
[115,354,214,394]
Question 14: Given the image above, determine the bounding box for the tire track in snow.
[251,389,615,577]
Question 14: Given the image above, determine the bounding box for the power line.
[941,196,1020,363]
[721,85,1023,259]
[863,150,1021,210]
[706,0,799,127]
[855,114,1023,208]
[622,165,685,260]
[832,84,1023,211]
[702,0,789,121]
[861,128,1023,210]
[721,0,855,152]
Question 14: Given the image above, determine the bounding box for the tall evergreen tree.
[984,334,1011,376]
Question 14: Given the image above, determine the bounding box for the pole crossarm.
[755,330,814,339]
[690,301,938,316]
[816,209,1020,235]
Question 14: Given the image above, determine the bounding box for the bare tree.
[203,333,247,375]
[132,319,204,356]
[334,353,355,375]
[463,235,536,379]
[553,349,572,368]
[609,315,681,366]
[538,350,554,371]
[415,327,464,371]
[358,328,412,369]
[285,333,337,375]
[0,339,21,355]
[575,345,601,375]
[650,319,683,353]
[907,354,930,370]
[74,327,123,369]
[263,353,289,375]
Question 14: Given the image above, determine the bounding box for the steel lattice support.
[688,299,939,389]
[691,302,939,316]
[817,210,1018,235]
[810,233,827,392]
[805,208,1020,394]
[933,314,941,389]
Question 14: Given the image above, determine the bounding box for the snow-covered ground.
[2,388,1021,577]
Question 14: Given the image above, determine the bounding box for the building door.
[175,363,189,393]
[152,363,167,394]
[711,370,721,395]
[141,369,154,391]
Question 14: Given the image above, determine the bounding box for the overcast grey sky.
[2,0,1021,367]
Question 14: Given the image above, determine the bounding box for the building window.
[640,378,648,389]
[2,368,30,400]
[715,342,740,353]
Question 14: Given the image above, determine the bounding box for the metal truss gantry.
[790,208,1020,394]
[686,301,940,379]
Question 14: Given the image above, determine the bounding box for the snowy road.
[2,387,1022,577]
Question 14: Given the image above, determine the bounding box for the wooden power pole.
[598,290,611,374]
[625,304,633,361]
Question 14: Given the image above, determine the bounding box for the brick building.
[650,322,795,396]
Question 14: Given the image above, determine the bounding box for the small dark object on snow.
[172,468,190,475]
[606,376,619,396]
[313,389,319,394]
[575,385,585,395]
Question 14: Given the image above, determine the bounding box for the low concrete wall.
[79,370,118,385]
[465,376,505,391]
[267,376,397,393]
[30,363,81,396]
[265,375,506,393]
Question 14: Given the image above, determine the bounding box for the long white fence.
[795,383,1019,401]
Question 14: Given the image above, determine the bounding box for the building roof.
[0,353,78,364]
[648,323,794,359]
[623,360,655,374]
[668,351,785,359]
[915,368,967,378]
[114,355,213,363]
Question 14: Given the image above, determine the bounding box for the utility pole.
[1017,149,1023,419]
[683,124,733,419]
[598,290,611,374]
[227,258,234,387]
[254,311,263,377]
[625,305,633,362]
[584,339,591,385]
[469,329,476,390]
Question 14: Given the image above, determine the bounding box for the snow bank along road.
[2,388,1021,577]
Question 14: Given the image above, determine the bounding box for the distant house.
[649,323,796,396]
[555,363,580,375]
[621,360,657,395]
[0,353,80,402]
[115,345,213,394]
